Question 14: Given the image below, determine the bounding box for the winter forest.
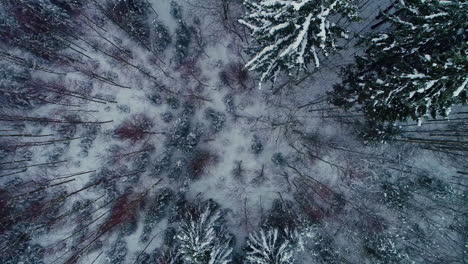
[0,0,466,263]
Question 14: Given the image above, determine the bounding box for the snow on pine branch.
[246,229,295,264]
[176,206,233,264]
[331,0,467,123]
[239,0,358,88]
[245,227,316,264]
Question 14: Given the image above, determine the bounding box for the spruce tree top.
[239,0,358,88]
[332,0,467,123]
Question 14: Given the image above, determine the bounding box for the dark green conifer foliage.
[331,0,467,123]
[239,0,358,87]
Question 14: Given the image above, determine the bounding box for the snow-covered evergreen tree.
[245,228,298,264]
[363,233,412,264]
[155,248,181,264]
[239,0,358,88]
[331,0,467,123]
[208,244,234,264]
[141,188,173,242]
[176,206,233,264]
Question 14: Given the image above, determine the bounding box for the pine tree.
[0,0,78,58]
[176,205,233,264]
[156,248,181,264]
[141,188,173,243]
[363,233,412,264]
[0,64,39,109]
[239,0,358,88]
[50,0,86,14]
[245,228,297,264]
[245,225,319,264]
[331,0,467,124]
[107,0,152,44]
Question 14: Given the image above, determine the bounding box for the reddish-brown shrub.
[293,178,345,222]
[177,58,203,80]
[219,62,252,91]
[312,182,336,200]
[21,200,47,222]
[362,215,387,233]
[188,150,218,179]
[12,4,53,34]
[100,193,144,233]
[114,114,154,141]
[303,204,327,222]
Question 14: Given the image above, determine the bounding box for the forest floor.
[0,0,465,263]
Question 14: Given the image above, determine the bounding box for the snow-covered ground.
[0,0,465,263]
